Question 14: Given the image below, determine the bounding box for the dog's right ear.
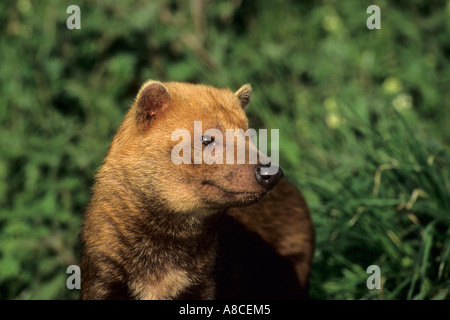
[135,80,171,130]
[235,84,252,110]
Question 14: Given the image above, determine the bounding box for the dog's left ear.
[135,80,171,130]
[235,84,252,110]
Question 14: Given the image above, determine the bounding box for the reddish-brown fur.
[80,81,314,299]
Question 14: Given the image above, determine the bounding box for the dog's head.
[106,81,283,214]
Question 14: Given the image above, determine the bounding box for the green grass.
[0,0,448,299]
[284,109,450,300]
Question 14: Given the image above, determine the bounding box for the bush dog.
[80,81,314,299]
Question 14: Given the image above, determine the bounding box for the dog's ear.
[235,84,252,110]
[135,80,171,130]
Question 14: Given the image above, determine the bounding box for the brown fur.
[80,80,314,299]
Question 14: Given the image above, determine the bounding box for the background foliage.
[0,0,448,299]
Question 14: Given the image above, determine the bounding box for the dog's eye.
[201,135,215,146]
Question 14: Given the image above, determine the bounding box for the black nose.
[254,164,284,190]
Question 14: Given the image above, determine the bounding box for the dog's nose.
[254,164,283,190]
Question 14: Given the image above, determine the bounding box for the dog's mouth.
[200,180,266,206]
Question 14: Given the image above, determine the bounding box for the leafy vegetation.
[0,0,448,299]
